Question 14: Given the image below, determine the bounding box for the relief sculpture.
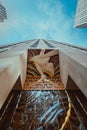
[29,49,58,81]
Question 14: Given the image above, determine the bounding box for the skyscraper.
[0,39,87,129]
[74,0,87,28]
[0,2,7,22]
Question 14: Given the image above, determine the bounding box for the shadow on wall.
[13,75,22,90]
[66,75,79,90]
[0,75,22,118]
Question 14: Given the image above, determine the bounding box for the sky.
[0,0,87,46]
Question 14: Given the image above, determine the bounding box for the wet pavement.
[0,90,87,130]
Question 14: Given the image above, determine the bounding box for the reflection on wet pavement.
[0,90,87,130]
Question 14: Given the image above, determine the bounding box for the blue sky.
[0,0,87,46]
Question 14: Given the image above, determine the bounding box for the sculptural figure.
[30,49,58,82]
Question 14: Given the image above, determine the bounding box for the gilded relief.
[27,49,59,78]
[24,49,64,90]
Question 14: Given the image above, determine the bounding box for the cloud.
[35,0,87,46]
[0,0,87,46]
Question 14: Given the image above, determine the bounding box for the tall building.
[0,2,7,22]
[0,39,87,129]
[74,0,87,28]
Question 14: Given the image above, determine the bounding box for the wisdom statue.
[30,49,58,81]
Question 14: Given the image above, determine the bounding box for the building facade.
[0,39,87,129]
[74,0,87,28]
[0,2,7,22]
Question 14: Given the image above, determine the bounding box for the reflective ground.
[0,90,87,130]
